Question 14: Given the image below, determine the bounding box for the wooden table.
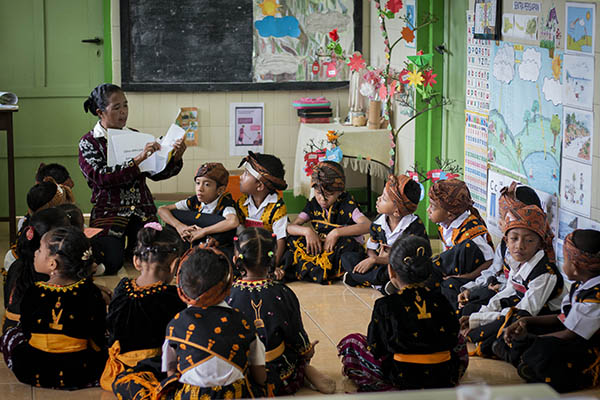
[0,109,18,243]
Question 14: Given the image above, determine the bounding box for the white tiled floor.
[1,225,599,399]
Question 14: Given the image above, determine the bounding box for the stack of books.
[292,97,332,123]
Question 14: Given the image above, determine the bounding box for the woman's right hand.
[133,141,161,166]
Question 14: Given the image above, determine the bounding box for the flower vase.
[367,100,382,129]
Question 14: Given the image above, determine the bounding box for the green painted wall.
[414,0,445,235]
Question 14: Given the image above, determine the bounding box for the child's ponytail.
[134,222,185,266]
[45,226,95,280]
[234,228,277,274]
[389,235,433,285]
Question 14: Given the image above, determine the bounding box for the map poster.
[488,42,563,195]
[565,2,595,55]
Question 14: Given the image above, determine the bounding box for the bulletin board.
[464,0,598,253]
[120,0,362,92]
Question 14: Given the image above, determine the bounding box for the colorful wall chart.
[253,0,355,82]
[488,42,563,195]
[465,111,489,217]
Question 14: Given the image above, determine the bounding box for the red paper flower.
[401,26,415,43]
[399,68,410,84]
[385,0,403,13]
[416,50,424,55]
[422,69,438,87]
[347,53,366,72]
[329,29,339,42]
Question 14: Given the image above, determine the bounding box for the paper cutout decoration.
[258,0,280,16]
[326,147,343,163]
[175,107,199,146]
[304,150,326,176]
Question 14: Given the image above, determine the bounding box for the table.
[293,123,391,204]
[0,109,17,243]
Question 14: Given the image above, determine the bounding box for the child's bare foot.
[305,365,336,394]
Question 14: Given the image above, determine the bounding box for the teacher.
[78,83,186,275]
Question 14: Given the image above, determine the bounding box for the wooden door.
[0,0,106,215]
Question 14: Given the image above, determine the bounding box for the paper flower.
[399,68,410,84]
[386,0,403,13]
[347,53,366,72]
[327,130,339,142]
[401,26,415,43]
[329,29,339,42]
[379,84,388,101]
[407,70,424,87]
[422,70,438,87]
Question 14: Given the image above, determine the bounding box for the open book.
[0,91,18,110]
[107,124,185,175]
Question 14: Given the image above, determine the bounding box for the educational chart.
[466,11,492,114]
[560,157,592,217]
[465,112,489,218]
[252,0,355,82]
[562,107,593,164]
[565,2,595,55]
[464,11,491,219]
[488,42,563,195]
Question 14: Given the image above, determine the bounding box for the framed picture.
[565,2,595,55]
[229,103,265,156]
[473,0,501,40]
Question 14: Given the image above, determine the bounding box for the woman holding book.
[78,83,186,275]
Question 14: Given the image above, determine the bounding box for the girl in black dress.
[101,222,185,391]
[2,226,107,389]
[227,228,335,395]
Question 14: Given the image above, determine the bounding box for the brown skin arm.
[250,365,267,385]
[445,259,493,281]
[158,203,189,239]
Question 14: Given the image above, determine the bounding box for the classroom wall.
[464,0,600,224]
[109,0,371,198]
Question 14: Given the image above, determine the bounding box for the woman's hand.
[172,138,187,161]
[133,141,161,166]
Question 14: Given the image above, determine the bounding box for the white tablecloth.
[293,123,391,198]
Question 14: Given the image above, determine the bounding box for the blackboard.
[120,0,362,92]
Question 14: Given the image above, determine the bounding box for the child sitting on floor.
[427,179,495,308]
[227,228,335,395]
[341,174,428,289]
[4,180,74,272]
[2,208,71,334]
[35,162,75,189]
[338,235,467,392]
[458,182,544,316]
[100,223,185,391]
[236,151,289,267]
[158,162,238,252]
[460,203,564,357]
[1,226,107,389]
[284,161,370,284]
[495,229,600,393]
[112,245,266,399]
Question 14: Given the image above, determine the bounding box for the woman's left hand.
[172,138,187,161]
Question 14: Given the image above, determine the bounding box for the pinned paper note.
[175,107,199,146]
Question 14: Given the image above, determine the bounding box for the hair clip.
[271,233,276,238]
[82,248,93,261]
[403,256,412,265]
[233,236,239,241]
[25,225,35,241]
[267,251,274,258]
[144,222,163,231]
[416,246,425,257]
[238,254,244,260]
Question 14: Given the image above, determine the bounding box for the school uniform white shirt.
[175,194,236,217]
[439,210,494,261]
[161,301,265,387]
[469,249,563,329]
[366,214,418,250]
[239,192,288,240]
[561,275,600,340]
[461,244,510,291]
